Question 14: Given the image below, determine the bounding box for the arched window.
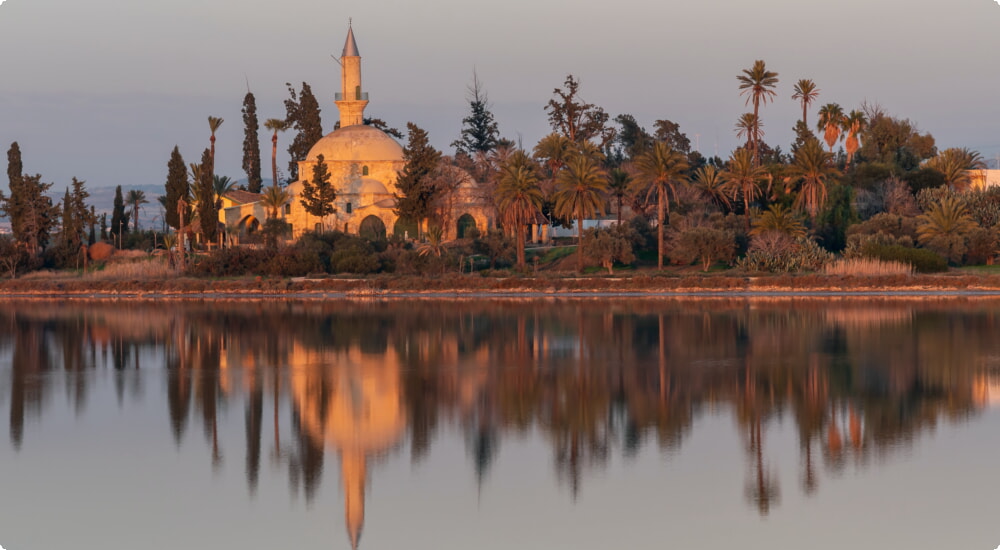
[362,166,369,176]
[355,85,362,100]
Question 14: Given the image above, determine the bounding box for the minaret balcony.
[335,91,369,101]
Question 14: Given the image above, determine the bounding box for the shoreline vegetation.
[5,269,1000,298]
[6,63,1000,288]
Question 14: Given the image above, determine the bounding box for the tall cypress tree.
[299,154,336,229]
[394,123,441,237]
[197,148,219,243]
[242,92,263,193]
[60,178,89,249]
[164,146,189,230]
[451,72,499,157]
[284,82,323,182]
[2,142,24,239]
[60,188,72,239]
[88,206,97,245]
[111,185,128,242]
[6,142,21,189]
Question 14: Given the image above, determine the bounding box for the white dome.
[307,125,403,163]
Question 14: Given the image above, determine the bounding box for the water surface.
[1,298,999,549]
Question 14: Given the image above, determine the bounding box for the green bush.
[854,242,948,273]
[262,246,324,277]
[582,227,634,274]
[187,246,270,277]
[668,226,735,271]
[329,243,380,274]
[737,233,833,273]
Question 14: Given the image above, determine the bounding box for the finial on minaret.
[343,21,360,57]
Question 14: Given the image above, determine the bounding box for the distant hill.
[87,184,166,230]
[0,178,278,232]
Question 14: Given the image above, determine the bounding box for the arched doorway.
[456,213,477,239]
[359,215,387,241]
[238,215,261,234]
[393,216,418,239]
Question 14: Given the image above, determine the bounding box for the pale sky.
[1,0,999,193]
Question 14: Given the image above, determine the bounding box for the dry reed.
[84,257,177,280]
[823,257,913,277]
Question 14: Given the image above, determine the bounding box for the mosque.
[222,25,493,241]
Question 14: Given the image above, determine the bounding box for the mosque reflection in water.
[2,299,1000,547]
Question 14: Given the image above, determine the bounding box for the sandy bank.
[4,273,1000,299]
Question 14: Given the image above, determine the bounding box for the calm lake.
[1,298,999,550]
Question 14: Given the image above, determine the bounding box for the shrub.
[965,226,1000,265]
[43,240,84,270]
[262,246,324,277]
[262,218,292,248]
[669,226,735,271]
[582,227,634,274]
[329,242,381,274]
[849,242,947,273]
[0,236,31,279]
[847,212,919,242]
[737,233,833,273]
[627,215,656,252]
[473,230,514,269]
[186,246,270,277]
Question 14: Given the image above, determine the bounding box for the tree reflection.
[0,298,997,544]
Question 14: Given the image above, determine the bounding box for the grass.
[83,257,177,280]
[823,258,914,277]
[959,264,1000,273]
[529,245,576,265]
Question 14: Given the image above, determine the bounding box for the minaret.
[336,23,368,128]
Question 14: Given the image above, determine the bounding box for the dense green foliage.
[241,92,263,192]
[284,82,323,181]
[111,185,129,241]
[394,123,442,234]
[452,72,499,157]
[196,148,218,243]
[164,146,189,230]
[299,154,336,223]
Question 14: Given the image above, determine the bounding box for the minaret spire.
[336,21,368,127]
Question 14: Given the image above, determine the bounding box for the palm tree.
[608,167,631,226]
[126,189,148,231]
[261,185,291,219]
[693,165,732,211]
[925,148,987,190]
[496,150,544,269]
[750,204,807,238]
[792,139,837,219]
[533,132,573,193]
[816,103,845,153]
[213,175,237,209]
[791,79,820,127]
[917,196,977,243]
[631,142,689,269]
[554,153,608,272]
[263,118,291,187]
[735,113,762,151]
[737,60,779,166]
[417,226,448,273]
[208,116,224,163]
[843,110,867,167]
[721,149,765,229]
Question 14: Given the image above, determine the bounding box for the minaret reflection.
[290,343,406,549]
